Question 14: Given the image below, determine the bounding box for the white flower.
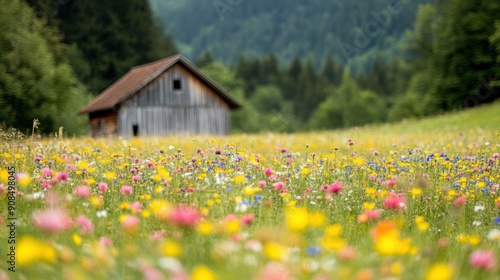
[474,205,485,212]
[168,145,174,150]
[487,229,500,241]
[32,191,45,199]
[96,210,108,218]
[235,203,248,212]
[472,221,482,226]
[158,257,182,271]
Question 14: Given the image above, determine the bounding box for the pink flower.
[75,186,91,198]
[98,182,108,193]
[256,263,292,280]
[241,213,255,225]
[129,201,142,213]
[338,246,356,261]
[169,206,201,227]
[32,208,72,233]
[258,181,267,188]
[132,175,141,182]
[149,230,166,241]
[492,153,499,159]
[264,168,274,176]
[469,250,496,270]
[121,215,140,233]
[382,193,406,210]
[121,186,133,195]
[41,167,53,177]
[327,181,343,194]
[273,182,285,191]
[75,215,94,235]
[453,196,466,207]
[0,184,5,195]
[99,237,113,247]
[369,175,377,181]
[383,180,396,187]
[141,265,164,280]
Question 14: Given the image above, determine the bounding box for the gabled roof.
[79,54,241,114]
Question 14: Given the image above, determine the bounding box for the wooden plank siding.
[118,64,230,137]
[89,110,118,137]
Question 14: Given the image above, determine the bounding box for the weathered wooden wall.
[118,64,230,136]
[89,110,118,137]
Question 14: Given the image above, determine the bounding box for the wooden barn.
[78,54,241,137]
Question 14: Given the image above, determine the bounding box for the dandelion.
[469,250,496,270]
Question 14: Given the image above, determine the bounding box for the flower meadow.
[1,129,500,280]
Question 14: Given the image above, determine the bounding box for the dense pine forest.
[0,0,499,135]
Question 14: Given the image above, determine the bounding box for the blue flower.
[494,216,500,225]
[306,246,322,256]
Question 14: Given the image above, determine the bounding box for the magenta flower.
[32,208,72,233]
[258,181,267,188]
[327,181,343,194]
[241,213,255,225]
[470,250,496,270]
[75,186,91,198]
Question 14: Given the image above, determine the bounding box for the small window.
[132,124,139,137]
[173,79,181,90]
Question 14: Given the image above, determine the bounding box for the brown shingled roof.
[78,54,240,114]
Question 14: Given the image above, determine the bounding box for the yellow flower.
[233,174,245,183]
[321,224,345,251]
[72,233,82,246]
[17,173,30,188]
[300,167,310,175]
[286,207,309,232]
[363,202,375,210]
[308,211,326,228]
[226,220,240,236]
[426,263,453,280]
[409,188,422,198]
[264,242,286,261]
[90,196,103,207]
[17,236,57,267]
[191,265,217,280]
[162,240,182,258]
[197,221,213,236]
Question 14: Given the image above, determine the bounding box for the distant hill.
[150,0,431,71]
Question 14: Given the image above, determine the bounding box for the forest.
[0,0,499,135]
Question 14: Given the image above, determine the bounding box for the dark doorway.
[132,124,139,136]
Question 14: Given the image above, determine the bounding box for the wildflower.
[17,236,57,266]
[474,205,485,212]
[258,181,267,188]
[326,181,342,194]
[241,213,255,225]
[196,221,213,236]
[487,229,500,241]
[338,246,356,261]
[192,265,217,280]
[169,205,201,227]
[255,263,292,280]
[358,210,381,223]
[75,186,91,198]
[32,208,72,233]
[98,182,108,193]
[494,216,500,225]
[273,182,285,191]
[469,250,496,270]
[99,237,113,247]
[41,167,53,177]
[382,193,406,210]
[453,196,466,207]
[321,224,346,251]
[425,263,453,280]
[16,173,30,187]
[264,168,274,176]
[286,207,309,232]
[75,215,94,235]
[121,215,140,234]
[308,211,326,227]
[162,240,182,258]
[264,242,286,261]
[121,186,133,195]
